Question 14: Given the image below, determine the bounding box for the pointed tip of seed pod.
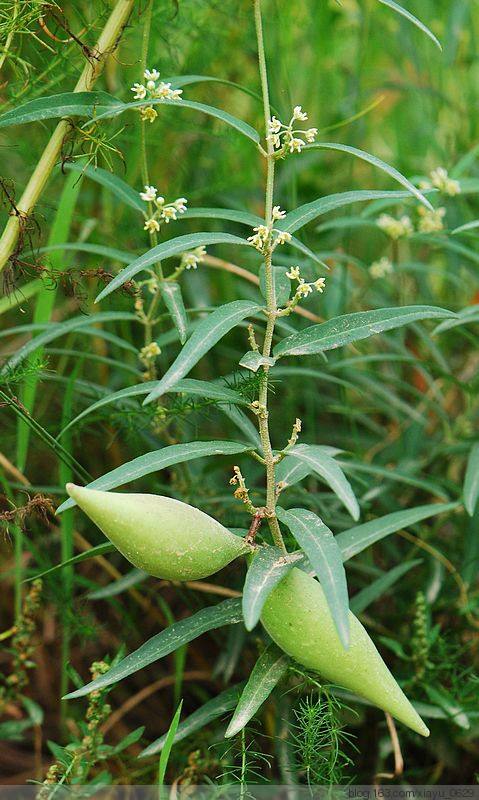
[417,719,430,738]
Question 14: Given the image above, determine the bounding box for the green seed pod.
[66,483,252,581]
[261,566,429,737]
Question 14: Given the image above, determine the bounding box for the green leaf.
[140,683,246,758]
[0,91,122,128]
[464,443,479,517]
[336,502,458,561]
[143,301,261,404]
[274,306,455,358]
[225,643,289,738]
[259,264,291,306]
[24,543,115,582]
[87,569,147,600]
[242,546,303,631]
[158,701,183,785]
[239,351,276,373]
[452,220,479,235]
[277,507,350,648]
[91,97,261,144]
[56,440,252,513]
[275,447,343,488]
[95,233,250,302]
[378,0,442,50]
[64,598,243,699]
[350,559,422,614]
[160,282,188,344]
[64,163,145,212]
[424,686,470,730]
[305,143,432,209]
[434,304,479,334]
[1,312,137,375]
[277,189,413,235]
[287,444,360,521]
[58,378,248,437]
[182,206,263,226]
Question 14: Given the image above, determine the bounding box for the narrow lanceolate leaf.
[259,264,292,306]
[64,598,243,698]
[274,306,455,359]
[305,143,432,209]
[225,644,290,738]
[275,448,344,488]
[160,282,188,344]
[58,379,248,437]
[0,92,122,128]
[288,444,360,521]
[143,301,261,404]
[91,97,261,144]
[378,0,442,50]
[57,440,251,513]
[452,220,479,235]
[1,312,137,375]
[242,546,303,631]
[140,683,246,758]
[350,559,422,614]
[277,508,350,648]
[95,233,250,302]
[158,702,183,785]
[336,501,458,562]
[464,443,479,517]
[25,543,115,582]
[239,351,276,373]
[277,190,412,235]
[64,163,144,212]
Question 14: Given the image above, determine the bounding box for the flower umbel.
[417,206,446,234]
[139,186,188,232]
[130,68,183,124]
[420,167,461,197]
[377,213,414,240]
[266,106,318,155]
[369,257,394,279]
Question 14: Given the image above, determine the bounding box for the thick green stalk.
[254,0,285,552]
[0,0,135,276]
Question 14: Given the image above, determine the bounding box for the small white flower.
[272,205,286,221]
[377,213,413,239]
[268,116,282,134]
[181,246,206,270]
[314,277,326,293]
[173,197,188,213]
[267,133,282,149]
[144,218,160,233]
[155,196,165,207]
[131,83,147,100]
[146,79,156,92]
[161,206,178,222]
[430,167,461,197]
[305,127,318,143]
[140,342,161,362]
[286,266,301,280]
[140,106,158,123]
[417,206,446,233]
[140,185,157,202]
[297,280,313,297]
[169,88,183,101]
[292,105,308,122]
[144,68,160,81]
[288,137,304,154]
[275,230,292,245]
[369,257,394,279]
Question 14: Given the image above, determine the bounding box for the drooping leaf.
[0,92,122,128]
[225,643,289,738]
[143,301,261,404]
[64,598,243,698]
[277,507,350,647]
[378,0,442,50]
[91,97,261,144]
[287,444,360,520]
[275,447,344,488]
[337,502,458,561]
[277,189,413,235]
[464,443,479,517]
[95,233,251,302]
[239,351,276,373]
[220,404,262,450]
[160,282,188,344]
[140,683,246,757]
[57,440,252,513]
[274,306,455,358]
[64,163,144,211]
[242,546,303,631]
[350,559,422,614]
[305,143,432,209]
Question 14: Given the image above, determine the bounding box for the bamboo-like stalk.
[0,0,136,277]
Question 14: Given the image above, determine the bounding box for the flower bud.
[261,567,429,737]
[66,484,252,581]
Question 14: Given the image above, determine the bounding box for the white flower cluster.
[131,68,183,123]
[139,341,161,366]
[139,185,187,233]
[417,206,446,233]
[267,106,318,154]
[369,257,394,279]
[180,246,207,270]
[376,213,414,240]
[286,265,326,297]
[247,206,292,253]
[420,167,461,197]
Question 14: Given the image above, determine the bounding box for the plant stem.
[254,0,285,552]
[0,0,135,275]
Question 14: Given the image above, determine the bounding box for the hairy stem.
[0,0,135,276]
[254,0,285,552]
